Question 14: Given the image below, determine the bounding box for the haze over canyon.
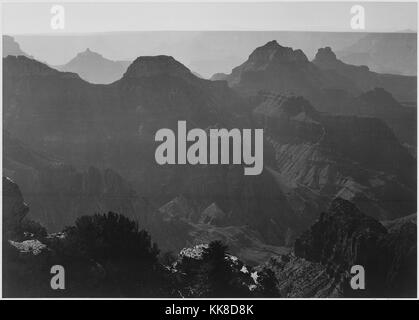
[2,31,417,298]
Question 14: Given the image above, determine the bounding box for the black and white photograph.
[1,1,418,302]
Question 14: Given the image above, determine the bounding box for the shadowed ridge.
[123,55,193,79]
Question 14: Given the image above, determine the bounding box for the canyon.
[2,35,417,296]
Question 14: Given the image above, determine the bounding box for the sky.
[1,1,417,34]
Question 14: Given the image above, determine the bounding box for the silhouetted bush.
[254,266,280,297]
[55,212,168,297]
[5,214,280,298]
[17,218,48,240]
[64,212,159,264]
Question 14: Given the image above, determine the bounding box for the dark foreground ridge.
[3,178,416,298]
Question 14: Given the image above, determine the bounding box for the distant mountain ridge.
[220,40,360,99]
[10,31,416,78]
[313,46,416,104]
[55,48,131,84]
[218,41,416,146]
[2,42,416,272]
[269,198,417,297]
[337,33,417,76]
[3,53,414,254]
[2,35,30,58]
[221,40,416,103]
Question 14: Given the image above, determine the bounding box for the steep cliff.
[3,177,29,237]
[268,198,416,297]
[254,93,416,222]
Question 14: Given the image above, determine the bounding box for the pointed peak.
[263,40,281,48]
[72,48,105,61]
[255,40,284,53]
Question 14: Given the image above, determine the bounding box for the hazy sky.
[2,2,417,34]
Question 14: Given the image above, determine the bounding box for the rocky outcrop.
[3,177,29,235]
[158,196,197,221]
[9,239,47,255]
[291,198,416,297]
[265,199,416,298]
[199,203,227,225]
[268,254,342,297]
[313,47,340,65]
[235,40,309,73]
[295,198,388,265]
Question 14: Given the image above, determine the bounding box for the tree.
[190,241,249,297]
[60,212,164,297]
[15,218,48,241]
[64,212,159,264]
[255,267,280,297]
